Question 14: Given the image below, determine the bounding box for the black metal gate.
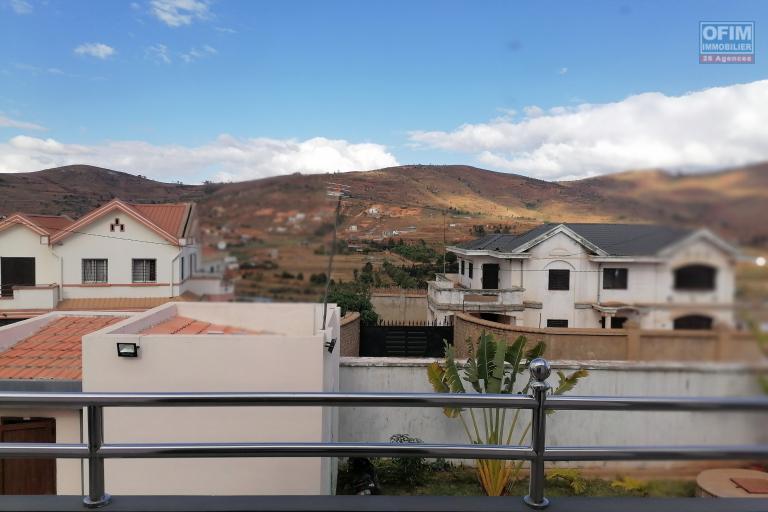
[360,319,453,357]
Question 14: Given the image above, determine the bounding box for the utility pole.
[442,209,447,274]
[322,183,350,330]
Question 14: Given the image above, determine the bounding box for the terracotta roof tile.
[141,316,257,335]
[0,316,123,381]
[55,295,199,312]
[129,203,191,238]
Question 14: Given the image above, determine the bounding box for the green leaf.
[443,343,466,395]
[503,336,527,392]
[523,341,546,368]
[553,369,589,395]
[464,355,482,393]
[427,362,448,393]
[486,338,507,394]
[476,331,494,383]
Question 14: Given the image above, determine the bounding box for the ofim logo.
[700,22,754,64]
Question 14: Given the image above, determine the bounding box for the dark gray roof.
[456,223,696,256]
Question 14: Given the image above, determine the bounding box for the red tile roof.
[129,203,191,238]
[0,316,123,381]
[55,294,200,312]
[141,316,256,335]
[23,214,75,235]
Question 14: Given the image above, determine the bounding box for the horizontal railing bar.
[98,442,536,460]
[0,392,537,409]
[544,445,768,461]
[0,443,89,458]
[3,392,768,411]
[546,395,768,411]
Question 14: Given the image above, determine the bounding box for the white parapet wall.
[82,302,341,496]
[339,357,768,474]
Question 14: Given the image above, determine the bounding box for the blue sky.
[0,0,766,182]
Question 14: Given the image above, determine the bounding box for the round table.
[696,468,768,498]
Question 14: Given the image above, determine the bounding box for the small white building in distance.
[0,302,341,496]
[0,199,232,324]
[428,223,740,330]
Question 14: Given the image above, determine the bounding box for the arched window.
[673,265,716,291]
[673,315,713,330]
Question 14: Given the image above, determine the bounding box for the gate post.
[523,358,550,509]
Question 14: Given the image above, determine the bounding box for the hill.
[1,162,767,247]
[0,165,204,218]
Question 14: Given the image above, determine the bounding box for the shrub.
[388,434,429,487]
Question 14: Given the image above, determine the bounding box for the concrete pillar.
[625,320,640,360]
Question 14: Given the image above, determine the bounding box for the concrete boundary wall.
[339,312,360,357]
[339,357,768,474]
[454,313,760,362]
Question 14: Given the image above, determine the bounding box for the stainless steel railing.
[0,358,767,509]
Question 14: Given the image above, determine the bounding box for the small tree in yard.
[326,280,379,326]
[427,332,588,496]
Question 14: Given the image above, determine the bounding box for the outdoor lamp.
[116,342,140,358]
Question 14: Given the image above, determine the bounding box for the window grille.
[82,259,108,283]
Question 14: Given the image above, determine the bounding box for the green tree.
[326,280,379,325]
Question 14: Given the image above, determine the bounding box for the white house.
[0,199,232,323]
[428,223,740,330]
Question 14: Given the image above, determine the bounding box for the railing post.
[83,406,111,508]
[524,358,551,509]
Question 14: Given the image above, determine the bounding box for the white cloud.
[0,115,45,131]
[146,44,172,64]
[558,67,568,75]
[0,134,399,183]
[181,45,216,63]
[150,0,209,27]
[74,43,116,60]
[8,0,32,14]
[409,80,768,180]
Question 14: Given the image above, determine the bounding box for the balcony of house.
[0,283,59,314]
[184,272,235,301]
[429,274,524,311]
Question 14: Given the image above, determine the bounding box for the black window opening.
[0,257,36,298]
[460,260,465,275]
[180,256,186,281]
[600,316,628,328]
[674,265,716,291]
[132,259,157,283]
[468,262,473,279]
[603,268,628,289]
[548,269,570,290]
[482,263,499,289]
[547,319,569,328]
[673,314,713,330]
[82,259,108,284]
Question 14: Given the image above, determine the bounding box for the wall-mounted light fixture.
[325,338,337,354]
[116,342,139,358]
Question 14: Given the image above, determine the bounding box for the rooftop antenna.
[321,182,350,330]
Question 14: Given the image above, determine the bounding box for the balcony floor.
[1,496,766,512]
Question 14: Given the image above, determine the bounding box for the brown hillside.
[1,163,766,247]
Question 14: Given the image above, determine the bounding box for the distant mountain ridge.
[0,162,766,246]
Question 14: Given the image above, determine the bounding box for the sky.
[0,0,766,183]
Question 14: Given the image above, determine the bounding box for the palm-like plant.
[427,332,588,496]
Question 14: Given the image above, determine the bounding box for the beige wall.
[453,312,761,362]
[81,302,340,496]
[371,292,427,323]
